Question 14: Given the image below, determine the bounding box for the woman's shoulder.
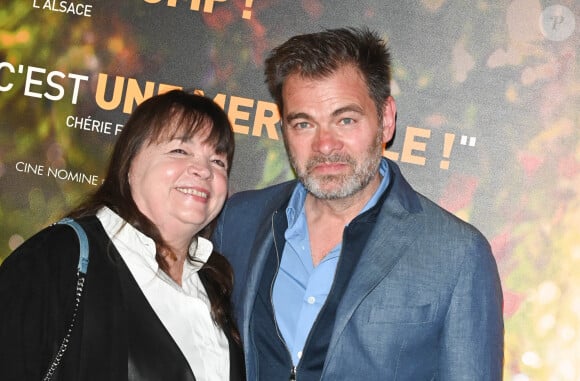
[1,215,102,274]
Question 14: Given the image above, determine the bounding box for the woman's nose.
[187,160,212,179]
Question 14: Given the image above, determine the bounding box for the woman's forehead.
[153,116,212,141]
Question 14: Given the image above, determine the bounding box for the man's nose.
[312,127,343,155]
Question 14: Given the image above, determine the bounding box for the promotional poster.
[1,0,578,379]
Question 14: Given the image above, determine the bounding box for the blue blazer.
[213,159,504,380]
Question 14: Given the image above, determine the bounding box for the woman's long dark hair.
[69,90,239,343]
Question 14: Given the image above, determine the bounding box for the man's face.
[281,65,396,200]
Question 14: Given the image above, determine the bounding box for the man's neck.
[304,173,382,266]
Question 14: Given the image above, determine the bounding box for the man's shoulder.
[386,160,488,245]
[416,192,480,230]
[228,180,297,205]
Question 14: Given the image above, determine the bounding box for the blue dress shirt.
[272,158,391,365]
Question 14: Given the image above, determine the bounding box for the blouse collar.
[96,207,213,283]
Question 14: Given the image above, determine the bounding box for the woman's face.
[128,123,229,241]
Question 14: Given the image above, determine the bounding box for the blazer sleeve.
[0,225,80,381]
[438,234,504,380]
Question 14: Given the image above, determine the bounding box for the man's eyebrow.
[331,104,364,117]
[285,112,311,122]
[286,104,364,122]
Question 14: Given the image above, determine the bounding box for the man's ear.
[381,96,397,144]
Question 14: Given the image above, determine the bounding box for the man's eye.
[294,121,310,129]
[340,117,354,125]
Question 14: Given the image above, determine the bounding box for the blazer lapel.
[329,168,423,353]
[117,264,196,381]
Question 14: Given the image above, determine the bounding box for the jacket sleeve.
[212,202,226,254]
[0,226,80,381]
[438,234,504,380]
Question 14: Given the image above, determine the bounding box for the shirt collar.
[360,157,391,215]
[96,207,213,281]
[286,181,308,228]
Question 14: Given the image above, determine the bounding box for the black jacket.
[0,216,244,381]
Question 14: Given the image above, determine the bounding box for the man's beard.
[289,130,384,200]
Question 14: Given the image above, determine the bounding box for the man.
[212,27,504,380]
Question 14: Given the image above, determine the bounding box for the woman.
[0,90,244,381]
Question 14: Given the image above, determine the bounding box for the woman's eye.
[170,148,188,155]
[212,159,226,168]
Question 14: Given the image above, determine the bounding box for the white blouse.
[97,207,230,381]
